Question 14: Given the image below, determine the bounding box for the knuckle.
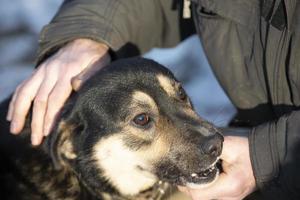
[47,95,60,107]
[17,87,29,98]
[64,67,80,78]
[63,60,77,66]
[50,56,75,68]
[45,61,61,73]
[33,97,47,107]
[50,88,70,102]
[46,97,62,112]
[17,84,33,98]
[47,58,61,67]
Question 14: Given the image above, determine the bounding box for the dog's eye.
[133,113,150,126]
[178,86,187,101]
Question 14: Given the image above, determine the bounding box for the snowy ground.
[0,0,236,126]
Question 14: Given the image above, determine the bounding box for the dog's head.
[44,58,223,196]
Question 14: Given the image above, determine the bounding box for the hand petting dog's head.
[45,58,223,197]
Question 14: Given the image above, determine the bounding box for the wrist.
[66,38,110,56]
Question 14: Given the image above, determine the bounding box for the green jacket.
[37,0,300,199]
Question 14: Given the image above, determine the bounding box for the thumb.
[220,135,249,169]
[220,136,239,164]
[71,53,111,91]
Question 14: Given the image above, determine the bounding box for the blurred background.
[0,0,236,126]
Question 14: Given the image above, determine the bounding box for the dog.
[0,58,223,200]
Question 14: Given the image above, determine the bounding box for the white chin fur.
[186,170,219,189]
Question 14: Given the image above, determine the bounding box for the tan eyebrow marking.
[156,74,176,96]
[131,91,157,110]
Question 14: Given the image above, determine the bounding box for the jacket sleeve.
[37,0,181,63]
[249,110,300,199]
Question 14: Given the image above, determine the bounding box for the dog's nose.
[201,133,223,157]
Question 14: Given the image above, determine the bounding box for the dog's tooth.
[158,188,165,194]
[191,173,197,177]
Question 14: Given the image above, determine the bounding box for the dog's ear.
[43,118,80,170]
[43,94,83,170]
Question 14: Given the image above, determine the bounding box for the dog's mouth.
[166,159,222,187]
[184,160,221,188]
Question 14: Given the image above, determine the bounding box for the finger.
[220,136,237,163]
[71,59,104,91]
[31,71,58,145]
[7,84,22,121]
[43,80,73,136]
[10,68,45,134]
[71,53,110,91]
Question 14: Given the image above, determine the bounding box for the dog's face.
[46,58,223,196]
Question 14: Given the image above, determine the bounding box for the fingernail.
[10,121,18,134]
[31,135,39,146]
[6,113,12,121]
[44,128,50,136]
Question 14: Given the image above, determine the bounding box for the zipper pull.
[183,0,191,18]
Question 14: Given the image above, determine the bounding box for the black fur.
[0,58,223,200]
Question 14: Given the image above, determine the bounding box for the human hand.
[6,38,110,145]
[178,136,256,200]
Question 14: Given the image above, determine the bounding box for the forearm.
[37,0,180,63]
[249,111,300,199]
